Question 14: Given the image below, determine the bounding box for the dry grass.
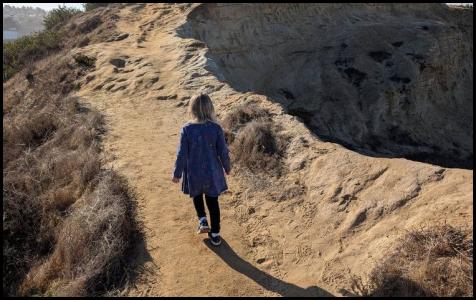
[351,223,473,297]
[3,53,142,296]
[220,102,288,191]
[220,102,270,144]
[18,171,138,296]
[221,102,285,174]
[231,121,285,175]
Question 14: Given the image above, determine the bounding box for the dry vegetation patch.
[232,121,286,175]
[3,53,142,296]
[221,102,271,144]
[220,102,287,178]
[351,223,473,297]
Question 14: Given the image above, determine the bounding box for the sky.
[3,3,85,11]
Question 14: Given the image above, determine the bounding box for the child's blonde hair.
[188,93,216,123]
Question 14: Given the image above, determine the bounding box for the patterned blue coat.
[173,121,231,197]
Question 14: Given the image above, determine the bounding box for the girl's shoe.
[197,219,210,234]
[208,232,221,246]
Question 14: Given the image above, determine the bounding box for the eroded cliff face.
[179,3,473,169]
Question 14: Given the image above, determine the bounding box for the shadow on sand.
[203,238,334,297]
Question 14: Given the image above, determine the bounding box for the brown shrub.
[19,171,138,296]
[351,223,473,297]
[73,54,97,69]
[83,3,112,11]
[3,53,141,296]
[231,120,285,176]
[77,37,90,47]
[221,102,270,144]
[77,15,102,34]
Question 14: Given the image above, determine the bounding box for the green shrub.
[43,5,81,31]
[3,30,63,81]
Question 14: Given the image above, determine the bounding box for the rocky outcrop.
[179,3,473,169]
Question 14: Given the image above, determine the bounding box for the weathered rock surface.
[179,3,473,168]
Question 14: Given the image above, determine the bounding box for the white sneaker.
[197,219,210,234]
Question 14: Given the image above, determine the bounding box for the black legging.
[193,194,220,234]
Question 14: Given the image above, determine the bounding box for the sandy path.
[83,92,265,296]
[76,4,334,297]
[81,91,331,296]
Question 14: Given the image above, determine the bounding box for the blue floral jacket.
[173,121,231,197]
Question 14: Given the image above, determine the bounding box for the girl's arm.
[216,125,231,174]
[173,126,188,179]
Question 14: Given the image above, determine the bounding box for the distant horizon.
[3,3,85,11]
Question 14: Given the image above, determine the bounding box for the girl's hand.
[172,177,180,183]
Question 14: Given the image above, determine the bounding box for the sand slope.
[74,3,472,296]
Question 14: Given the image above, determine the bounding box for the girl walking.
[172,93,231,246]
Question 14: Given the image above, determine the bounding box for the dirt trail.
[77,4,333,297]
